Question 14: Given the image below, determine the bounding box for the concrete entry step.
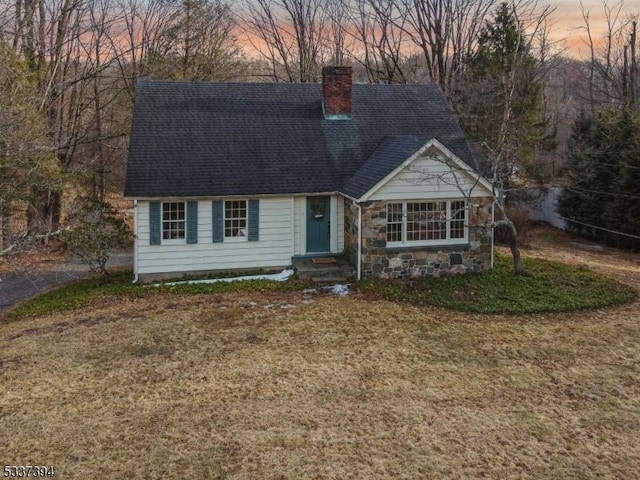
[293,255,356,282]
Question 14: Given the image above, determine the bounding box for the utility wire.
[564,150,640,156]
[564,160,640,170]
[565,186,640,199]
[560,158,640,170]
[559,215,640,240]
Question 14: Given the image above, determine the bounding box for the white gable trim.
[358,138,493,202]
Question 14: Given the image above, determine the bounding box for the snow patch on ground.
[155,269,294,287]
[302,284,350,301]
[150,271,350,307]
[329,284,349,297]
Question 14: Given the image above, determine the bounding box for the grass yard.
[1,227,640,479]
[356,254,635,314]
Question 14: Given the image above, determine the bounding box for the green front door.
[306,196,331,253]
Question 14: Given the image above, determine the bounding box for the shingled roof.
[124,79,478,199]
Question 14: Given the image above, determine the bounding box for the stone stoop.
[293,257,356,284]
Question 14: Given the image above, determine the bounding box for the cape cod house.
[124,67,494,282]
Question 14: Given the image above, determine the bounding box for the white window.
[387,203,403,243]
[449,200,466,240]
[387,200,468,245]
[224,200,247,238]
[162,202,185,240]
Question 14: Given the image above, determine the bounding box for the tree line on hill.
[0,0,638,254]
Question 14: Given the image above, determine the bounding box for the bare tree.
[0,37,59,249]
[106,0,181,97]
[580,0,639,112]
[149,0,242,81]
[74,0,136,201]
[327,0,351,65]
[340,0,411,83]
[240,0,332,82]
[450,1,556,274]
[631,20,638,110]
[489,2,558,274]
[332,0,501,90]
[2,0,132,228]
[371,0,497,91]
[5,0,92,232]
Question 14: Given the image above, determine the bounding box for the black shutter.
[187,201,198,244]
[212,200,223,243]
[149,201,161,245]
[248,199,259,241]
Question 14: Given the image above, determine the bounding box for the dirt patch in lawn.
[1,225,639,479]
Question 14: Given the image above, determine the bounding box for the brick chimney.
[322,66,352,119]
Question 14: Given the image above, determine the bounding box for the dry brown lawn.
[1,227,639,479]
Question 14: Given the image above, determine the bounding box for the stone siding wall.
[359,198,493,279]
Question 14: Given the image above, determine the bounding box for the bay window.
[386,200,468,245]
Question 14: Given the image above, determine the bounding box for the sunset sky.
[546,0,636,59]
[237,1,636,61]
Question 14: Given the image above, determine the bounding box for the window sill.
[385,243,470,253]
[224,236,248,243]
[161,238,187,246]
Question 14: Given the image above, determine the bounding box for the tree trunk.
[27,187,62,234]
[507,225,524,275]
[50,190,62,231]
[631,21,638,111]
[495,205,524,276]
[0,205,9,251]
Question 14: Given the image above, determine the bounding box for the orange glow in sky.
[549,1,637,59]
[236,1,635,62]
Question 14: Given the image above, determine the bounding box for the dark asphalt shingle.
[341,136,428,199]
[124,80,478,198]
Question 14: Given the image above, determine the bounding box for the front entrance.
[306,196,331,253]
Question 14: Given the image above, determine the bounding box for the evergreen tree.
[559,109,640,250]
[603,111,640,250]
[455,2,554,181]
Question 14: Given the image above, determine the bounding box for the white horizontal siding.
[293,197,305,256]
[135,197,294,276]
[368,153,491,201]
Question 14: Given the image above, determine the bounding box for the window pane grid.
[225,200,247,237]
[386,203,403,242]
[162,202,185,240]
[406,202,424,241]
[450,200,466,239]
[406,202,447,241]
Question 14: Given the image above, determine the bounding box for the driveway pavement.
[0,249,133,316]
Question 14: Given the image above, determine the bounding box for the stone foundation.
[365,245,489,279]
